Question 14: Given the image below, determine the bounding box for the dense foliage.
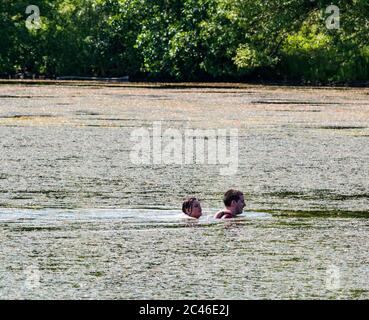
[1,0,368,83]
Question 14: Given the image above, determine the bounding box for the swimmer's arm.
[214,211,233,219]
[220,213,234,219]
[214,211,224,219]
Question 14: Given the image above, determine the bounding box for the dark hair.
[223,189,243,207]
[182,197,198,215]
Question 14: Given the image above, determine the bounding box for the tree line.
[1,0,368,83]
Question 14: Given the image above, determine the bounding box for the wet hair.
[223,189,243,207]
[182,197,198,215]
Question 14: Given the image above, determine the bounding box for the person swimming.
[182,197,202,219]
[214,189,245,219]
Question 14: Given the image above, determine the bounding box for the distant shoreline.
[0,79,368,90]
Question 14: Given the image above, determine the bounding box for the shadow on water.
[0,94,56,99]
[0,114,57,119]
[251,100,340,105]
[261,209,369,218]
[309,126,368,130]
[265,190,369,201]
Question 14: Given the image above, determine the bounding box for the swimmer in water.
[215,189,245,219]
[182,197,202,219]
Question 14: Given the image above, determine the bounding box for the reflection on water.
[0,83,368,299]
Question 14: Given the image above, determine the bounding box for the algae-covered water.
[0,82,368,299]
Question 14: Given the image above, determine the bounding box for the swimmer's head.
[223,189,245,215]
[182,197,202,219]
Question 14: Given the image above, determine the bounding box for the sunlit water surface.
[0,83,368,299]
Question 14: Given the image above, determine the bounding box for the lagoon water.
[0,83,368,299]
